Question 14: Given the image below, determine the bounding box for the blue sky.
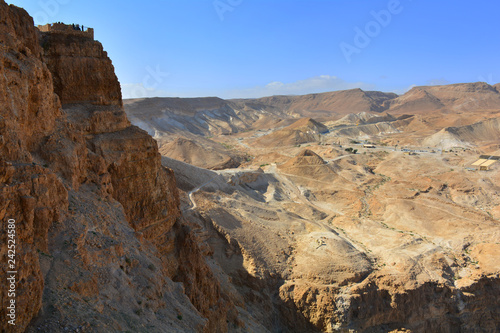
[7,0,500,99]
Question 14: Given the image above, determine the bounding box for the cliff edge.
[0,2,233,332]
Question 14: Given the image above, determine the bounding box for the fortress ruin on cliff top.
[37,23,94,40]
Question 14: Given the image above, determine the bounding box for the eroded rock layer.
[0,2,234,332]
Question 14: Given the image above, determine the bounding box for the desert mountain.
[423,117,500,149]
[327,111,397,127]
[388,87,445,113]
[124,82,500,150]
[252,117,328,147]
[124,96,259,137]
[279,149,327,168]
[321,112,419,141]
[277,149,337,183]
[388,82,500,114]
[235,89,398,116]
[159,136,240,170]
[124,89,400,140]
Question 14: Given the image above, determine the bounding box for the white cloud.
[221,75,376,99]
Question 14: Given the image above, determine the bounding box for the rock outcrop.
[0,2,61,161]
[1,3,68,331]
[39,25,122,106]
[36,18,180,239]
[0,2,233,332]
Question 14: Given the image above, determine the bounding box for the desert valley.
[1,1,500,332]
[124,83,500,332]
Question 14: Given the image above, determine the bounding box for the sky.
[6,0,500,99]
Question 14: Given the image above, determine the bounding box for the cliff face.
[277,275,500,332]
[0,2,232,332]
[0,2,61,161]
[38,25,183,236]
[0,3,68,331]
[39,29,122,106]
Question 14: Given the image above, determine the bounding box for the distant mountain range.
[125,82,500,138]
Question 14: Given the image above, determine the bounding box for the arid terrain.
[125,81,500,331]
[1,1,499,332]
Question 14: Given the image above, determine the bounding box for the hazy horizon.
[120,80,500,102]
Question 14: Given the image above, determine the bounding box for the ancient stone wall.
[39,25,120,106]
[38,23,94,40]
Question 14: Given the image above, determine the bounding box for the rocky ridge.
[253,118,329,147]
[124,82,500,141]
[0,3,235,332]
[159,137,240,170]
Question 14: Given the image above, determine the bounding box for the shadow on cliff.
[188,210,321,333]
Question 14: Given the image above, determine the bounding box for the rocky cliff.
[0,2,234,332]
[39,27,122,106]
[1,3,68,330]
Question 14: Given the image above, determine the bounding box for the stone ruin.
[37,23,94,40]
